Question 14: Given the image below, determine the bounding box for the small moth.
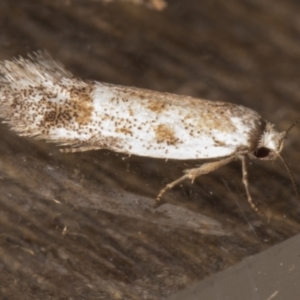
[0,52,297,215]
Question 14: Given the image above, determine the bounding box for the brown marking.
[184,113,193,119]
[155,124,179,145]
[115,127,132,135]
[69,84,94,125]
[212,137,226,147]
[75,100,93,125]
[39,83,94,128]
[147,101,166,113]
[196,106,237,133]
[128,108,134,116]
[60,109,73,121]
[44,110,57,123]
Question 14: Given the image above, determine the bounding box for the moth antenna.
[278,154,299,202]
[284,116,300,137]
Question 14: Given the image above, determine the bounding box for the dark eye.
[254,147,270,158]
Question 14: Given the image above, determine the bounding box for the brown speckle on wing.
[0,52,95,145]
[147,101,166,113]
[70,86,94,125]
[115,126,133,136]
[155,124,179,145]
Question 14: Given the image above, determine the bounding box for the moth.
[0,52,297,215]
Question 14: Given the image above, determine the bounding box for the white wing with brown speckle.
[0,52,265,160]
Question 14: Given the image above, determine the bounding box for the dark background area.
[0,0,300,299]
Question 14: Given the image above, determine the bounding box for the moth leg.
[155,173,191,206]
[155,155,236,206]
[240,156,264,217]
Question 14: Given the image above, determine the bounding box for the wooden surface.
[0,0,300,299]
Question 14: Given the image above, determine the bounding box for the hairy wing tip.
[0,50,73,86]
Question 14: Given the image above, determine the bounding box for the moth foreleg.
[239,155,264,217]
[155,156,236,206]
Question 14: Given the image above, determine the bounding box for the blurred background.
[0,0,300,299]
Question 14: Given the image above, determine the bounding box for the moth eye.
[254,147,271,158]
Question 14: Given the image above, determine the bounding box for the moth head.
[252,123,286,161]
[252,117,300,160]
[251,118,300,202]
